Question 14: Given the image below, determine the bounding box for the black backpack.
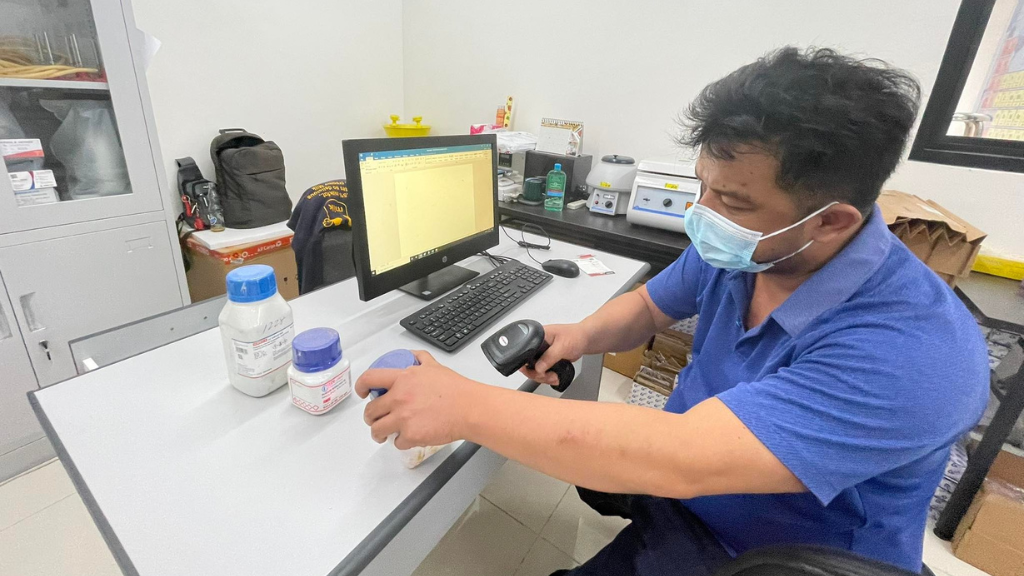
[210,128,292,228]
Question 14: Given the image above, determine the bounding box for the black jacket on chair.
[287,180,356,294]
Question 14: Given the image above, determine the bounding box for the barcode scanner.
[481,319,575,392]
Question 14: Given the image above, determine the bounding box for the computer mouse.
[542,259,580,278]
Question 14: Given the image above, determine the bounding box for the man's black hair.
[680,46,921,216]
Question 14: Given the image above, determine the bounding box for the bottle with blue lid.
[364,349,447,468]
[219,264,295,397]
[288,328,351,415]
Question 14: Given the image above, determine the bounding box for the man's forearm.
[463,384,700,497]
[458,383,804,499]
[577,288,666,354]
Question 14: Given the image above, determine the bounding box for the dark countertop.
[957,273,1024,331]
[498,201,689,274]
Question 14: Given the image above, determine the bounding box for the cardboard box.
[9,169,57,191]
[184,234,298,302]
[633,328,692,396]
[951,450,1024,576]
[990,449,1024,486]
[604,341,651,378]
[14,188,58,206]
[651,328,693,363]
[878,191,987,288]
[1,138,44,171]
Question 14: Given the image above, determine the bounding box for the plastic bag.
[496,131,538,155]
[40,100,130,199]
[0,94,26,140]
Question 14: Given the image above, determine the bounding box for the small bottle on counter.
[545,163,567,212]
[288,328,351,415]
[219,265,295,397]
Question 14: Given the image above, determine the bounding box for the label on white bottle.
[231,324,294,378]
[290,366,351,414]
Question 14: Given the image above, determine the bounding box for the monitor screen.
[357,143,495,276]
[343,134,500,302]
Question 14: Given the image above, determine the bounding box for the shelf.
[0,78,109,91]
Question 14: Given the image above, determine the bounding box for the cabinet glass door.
[0,0,162,234]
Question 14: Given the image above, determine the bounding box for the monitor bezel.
[342,134,500,302]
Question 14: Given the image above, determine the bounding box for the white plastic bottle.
[288,328,351,415]
[219,265,295,397]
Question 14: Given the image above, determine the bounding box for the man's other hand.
[520,324,589,386]
[355,350,477,450]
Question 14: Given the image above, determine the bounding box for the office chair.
[549,545,934,576]
[713,545,935,576]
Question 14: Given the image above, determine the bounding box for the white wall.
[402,0,1024,258]
[133,0,404,200]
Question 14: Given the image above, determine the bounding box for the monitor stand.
[399,265,479,300]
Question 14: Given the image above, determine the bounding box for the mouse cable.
[500,221,551,251]
[478,250,514,269]
[500,222,550,265]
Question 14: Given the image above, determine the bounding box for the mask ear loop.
[753,201,839,267]
[760,201,839,241]
[761,239,815,268]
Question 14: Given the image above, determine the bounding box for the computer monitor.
[342,134,499,302]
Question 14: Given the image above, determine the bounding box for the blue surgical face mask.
[683,201,838,273]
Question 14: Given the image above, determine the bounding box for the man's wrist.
[576,318,600,355]
[453,377,495,443]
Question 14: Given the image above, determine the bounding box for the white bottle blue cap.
[292,328,342,373]
[225,265,278,303]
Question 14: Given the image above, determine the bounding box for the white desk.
[30,236,649,576]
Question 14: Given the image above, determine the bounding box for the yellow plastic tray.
[384,115,431,138]
[973,253,1024,281]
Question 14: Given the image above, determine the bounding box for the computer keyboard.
[399,260,553,352]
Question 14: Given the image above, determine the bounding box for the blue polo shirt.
[644,206,989,572]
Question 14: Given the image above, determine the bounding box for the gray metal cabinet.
[0,271,39,457]
[0,220,182,387]
[0,0,188,481]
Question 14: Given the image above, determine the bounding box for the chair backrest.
[69,296,225,373]
[713,545,927,576]
[287,180,356,294]
[318,227,356,291]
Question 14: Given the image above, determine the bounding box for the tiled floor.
[0,369,996,576]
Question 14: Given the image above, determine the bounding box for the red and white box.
[1,138,45,170]
[8,169,59,206]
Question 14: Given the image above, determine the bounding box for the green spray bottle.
[545,163,567,211]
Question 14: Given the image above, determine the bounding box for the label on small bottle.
[231,324,294,378]
[290,365,352,414]
[545,192,564,211]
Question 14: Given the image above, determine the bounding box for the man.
[355,47,990,575]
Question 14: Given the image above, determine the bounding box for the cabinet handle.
[39,339,51,361]
[19,292,44,332]
[0,304,12,340]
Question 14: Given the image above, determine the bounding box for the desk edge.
[28,391,141,576]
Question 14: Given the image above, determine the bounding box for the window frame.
[910,0,1024,173]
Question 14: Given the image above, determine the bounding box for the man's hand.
[355,350,478,450]
[520,323,590,386]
